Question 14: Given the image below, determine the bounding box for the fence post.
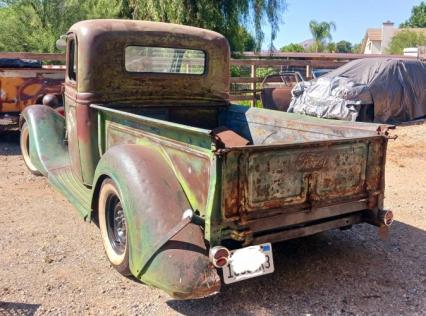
[306,64,311,79]
[251,64,257,107]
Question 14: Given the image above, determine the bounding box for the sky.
[264,0,423,49]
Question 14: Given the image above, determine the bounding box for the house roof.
[361,27,426,53]
[366,28,382,41]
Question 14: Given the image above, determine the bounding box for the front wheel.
[98,178,131,276]
[20,122,42,176]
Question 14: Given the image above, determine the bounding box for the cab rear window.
[125,46,205,75]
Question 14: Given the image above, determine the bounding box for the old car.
[260,71,304,111]
[20,19,394,299]
[289,58,426,123]
[0,55,64,131]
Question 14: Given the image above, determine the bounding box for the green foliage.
[0,0,286,53]
[128,0,286,51]
[326,42,336,52]
[0,0,75,52]
[230,65,276,78]
[280,43,304,52]
[352,43,361,53]
[230,65,249,77]
[235,27,257,52]
[335,40,352,53]
[0,0,125,52]
[307,42,324,53]
[387,30,426,54]
[308,20,336,52]
[256,67,276,78]
[400,1,426,28]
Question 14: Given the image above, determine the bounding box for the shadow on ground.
[0,302,40,316]
[0,131,20,156]
[168,221,426,315]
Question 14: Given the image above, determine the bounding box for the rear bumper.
[221,200,388,246]
[252,212,363,244]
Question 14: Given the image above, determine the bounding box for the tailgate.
[221,136,386,218]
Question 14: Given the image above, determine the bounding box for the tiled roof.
[367,28,382,41]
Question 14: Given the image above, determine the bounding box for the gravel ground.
[0,123,425,315]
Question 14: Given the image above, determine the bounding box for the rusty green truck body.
[20,20,393,299]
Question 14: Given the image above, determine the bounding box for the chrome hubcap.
[106,195,127,255]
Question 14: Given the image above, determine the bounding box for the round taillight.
[214,248,229,260]
[215,258,228,267]
[384,210,394,226]
[209,246,230,268]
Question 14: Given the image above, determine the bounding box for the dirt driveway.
[0,123,425,315]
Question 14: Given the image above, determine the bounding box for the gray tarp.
[288,58,426,123]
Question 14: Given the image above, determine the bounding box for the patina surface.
[20,19,393,299]
[0,67,63,129]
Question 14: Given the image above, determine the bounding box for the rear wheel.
[20,122,42,176]
[98,178,131,275]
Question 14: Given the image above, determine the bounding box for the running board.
[48,166,92,219]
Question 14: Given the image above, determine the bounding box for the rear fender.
[92,144,220,299]
[19,105,68,175]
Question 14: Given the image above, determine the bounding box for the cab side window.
[68,38,77,81]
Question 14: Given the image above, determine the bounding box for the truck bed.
[94,104,391,245]
[102,103,390,145]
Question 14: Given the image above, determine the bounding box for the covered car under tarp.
[288,58,426,123]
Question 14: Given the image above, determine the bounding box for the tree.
[0,0,82,52]
[400,1,426,28]
[352,43,361,53]
[335,40,352,53]
[387,29,426,54]
[0,0,286,53]
[128,0,286,51]
[326,42,336,53]
[280,43,304,52]
[308,20,336,52]
[235,27,257,52]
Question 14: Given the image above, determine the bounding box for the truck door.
[64,34,83,182]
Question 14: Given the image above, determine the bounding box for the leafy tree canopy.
[308,20,336,52]
[280,43,304,52]
[352,43,361,54]
[335,40,352,53]
[326,42,336,53]
[387,29,426,54]
[400,1,426,28]
[0,0,286,53]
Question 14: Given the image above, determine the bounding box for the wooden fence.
[0,51,419,107]
[0,52,65,61]
[230,52,416,106]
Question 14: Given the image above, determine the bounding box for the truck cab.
[20,19,394,299]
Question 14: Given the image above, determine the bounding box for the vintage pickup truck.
[20,19,394,299]
[0,54,64,131]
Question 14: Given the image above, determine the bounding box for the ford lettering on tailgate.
[247,143,368,210]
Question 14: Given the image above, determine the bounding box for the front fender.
[20,105,68,175]
[92,144,220,299]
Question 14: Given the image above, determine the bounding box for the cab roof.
[67,19,230,105]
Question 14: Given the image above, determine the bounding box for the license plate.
[222,243,274,284]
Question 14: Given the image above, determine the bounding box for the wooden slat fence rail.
[0,52,65,61]
[230,52,418,106]
[0,51,420,107]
